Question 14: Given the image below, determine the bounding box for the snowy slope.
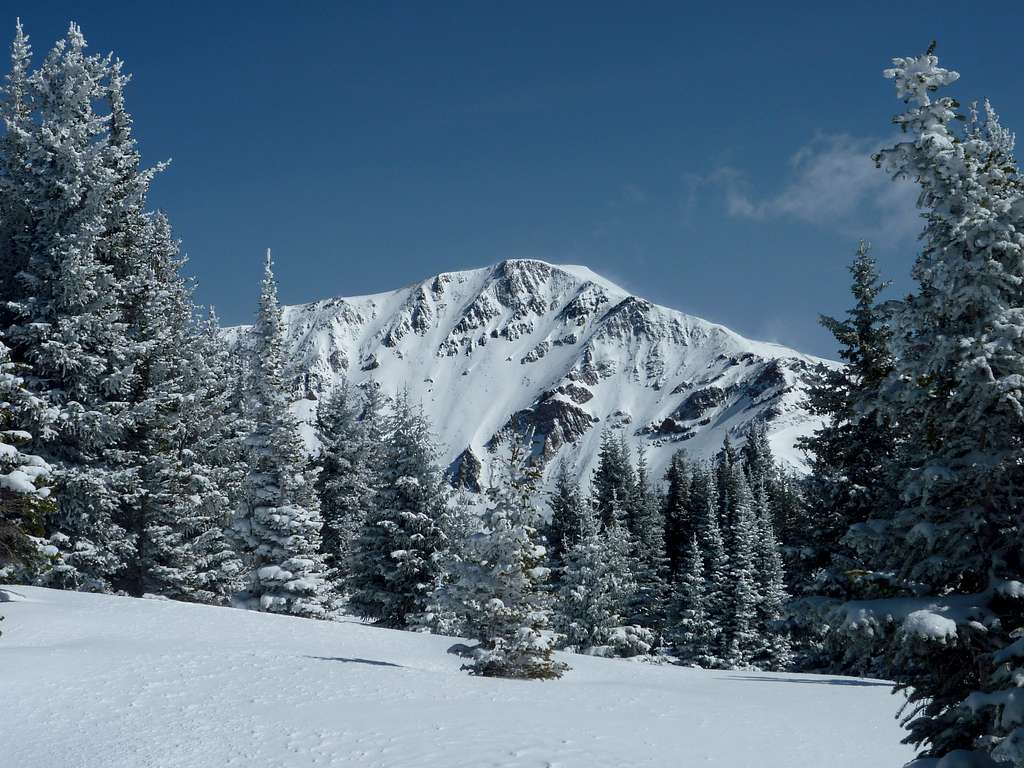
[0,586,912,768]
[231,259,832,490]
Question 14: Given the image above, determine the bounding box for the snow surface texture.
[0,586,913,768]
[229,259,831,491]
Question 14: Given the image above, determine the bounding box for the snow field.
[0,587,914,768]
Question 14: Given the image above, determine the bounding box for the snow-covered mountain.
[236,259,830,490]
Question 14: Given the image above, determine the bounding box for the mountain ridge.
[231,258,831,490]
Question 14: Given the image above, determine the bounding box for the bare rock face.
[230,259,831,490]
[495,395,599,463]
[673,386,730,422]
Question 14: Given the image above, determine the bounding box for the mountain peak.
[243,260,828,490]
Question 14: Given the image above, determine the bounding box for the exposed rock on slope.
[232,259,830,489]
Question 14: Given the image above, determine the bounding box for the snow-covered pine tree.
[662,450,692,580]
[553,500,606,651]
[689,462,728,657]
[89,58,238,603]
[130,294,247,606]
[667,533,718,667]
[444,433,567,679]
[412,489,478,636]
[555,499,655,658]
[591,431,635,530]
[714,436,739,544]
[0,23,138,590]
[740,421,775,496]
[839,49,1024,766]
[797,242,897,592]
[112,211,198,599]
[0,19,31,309]
[314,379,378,596]
[234,252,328,618]
[751,501,792,671]
[545,458,588,579]
[721,464,759,669]
[736,424,793,669]
[165,308,247,605]
[347,390,451,627]
[0,335,56,585]
[626,451,668,633]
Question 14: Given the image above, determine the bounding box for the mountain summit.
[237,259,827,489]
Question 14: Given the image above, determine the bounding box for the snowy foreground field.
[1,587,913,768]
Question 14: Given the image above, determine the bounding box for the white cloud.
[705,134,920,245]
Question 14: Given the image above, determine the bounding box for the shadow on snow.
[723,674,891,688]
[303,655,404,668]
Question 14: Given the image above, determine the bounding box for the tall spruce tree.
[721,464,760,669]
[314,379,378,596]
[751,501,792,671]
[0,335,56,586]
[626,451,668,632]
[689,462,728,656]
[347,391,450,627]
[839,48,1024,765]
[443,434,567,679]
[797,242,897,592]
[173,308,250,604]
[0,22,231,598]
[662,450,692,579]
[555,500,655,658]
[233,252,328,618]
[545,458,588,578]
[0,23,139,590]
[667,533,718,667]
[591,431,635,530]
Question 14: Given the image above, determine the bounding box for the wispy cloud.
[698,134,921,245]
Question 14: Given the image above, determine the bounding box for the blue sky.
[12,1,1024,355]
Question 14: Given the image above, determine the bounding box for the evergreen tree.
[714,436,739,541]
[840,49,1024,765]
[545,458,587,577]
[796,242,897,592]
[626,451,668,632]
[555,499,655,658]
[668,533,717,667]
[751,502,792,670]
[233,252,328,618]
[0,22,228,599]
[740,420,775,496]
[0,335,56,586]
[111,213,227,601]
[661,450,692,579]
[689,462,728,655]
[1,23,140,590]
[413,490,479,636]
[443,434,567,679]
[314,379,377,596]
[722,465,759,669]
[591,431,635,530]
[347,390,451,627]
[159,307,246,605]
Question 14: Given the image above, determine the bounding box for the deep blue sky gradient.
[10,1,1024,355]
